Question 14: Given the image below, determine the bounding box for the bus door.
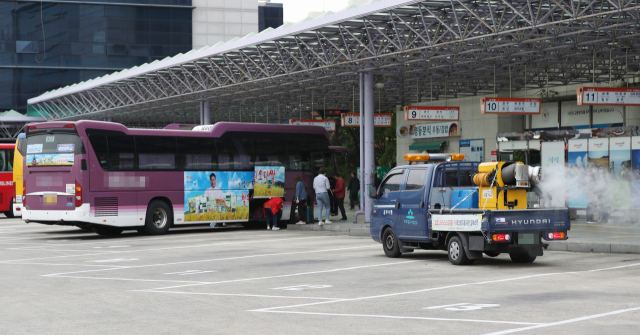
[398,167,430,237]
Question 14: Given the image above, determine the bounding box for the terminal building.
[1,0,282,116]
[18,0,640,217]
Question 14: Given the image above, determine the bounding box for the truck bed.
[427,208,570,233]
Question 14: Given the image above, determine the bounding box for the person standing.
[263,197,283,230]
[292,175,308,225]
[347,171,360,210]
[313,167,331,225]
[332,174,347,221]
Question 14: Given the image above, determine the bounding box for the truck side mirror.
[369,185,379,199]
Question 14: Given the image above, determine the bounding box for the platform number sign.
[481,98,541,114]
[577,87,640,106]
[341,113,392,127]
[584,91,596,103]
[404,106,459,121]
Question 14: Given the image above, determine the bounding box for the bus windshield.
[26,130,83,167]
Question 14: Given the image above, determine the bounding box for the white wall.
[192,0,259,49]
[396,80,640,166]
[396,96,517,166]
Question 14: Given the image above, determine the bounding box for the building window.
[16,41,39,54]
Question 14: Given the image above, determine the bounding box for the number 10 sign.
[481,97,541,114]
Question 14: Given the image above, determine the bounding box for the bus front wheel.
[143,200,173,235]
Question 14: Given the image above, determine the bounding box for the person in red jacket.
[332,173,347,221]
[263,197,283,230]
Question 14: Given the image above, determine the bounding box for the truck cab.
[369,153,570,265]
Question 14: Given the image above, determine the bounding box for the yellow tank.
[475,162,528,210]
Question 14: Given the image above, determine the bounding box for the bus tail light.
[64,124,75,128]
[75,181,82,207]
[13,183,16,203]
[23,179,26,207]
[492,233,511,242]
[547,232,566,240]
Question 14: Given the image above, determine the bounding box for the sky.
[270,0,353,23]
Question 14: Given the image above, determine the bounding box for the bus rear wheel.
[142,200,172,235]
[4,200,15,218]
[93,225,124,236]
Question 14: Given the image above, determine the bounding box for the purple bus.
[22,121,344,235]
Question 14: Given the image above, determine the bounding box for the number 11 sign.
[481,97,541,114]
[577,87,640,106]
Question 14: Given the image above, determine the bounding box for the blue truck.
[369,154,570,265]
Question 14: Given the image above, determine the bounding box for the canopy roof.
[28,0,640,124]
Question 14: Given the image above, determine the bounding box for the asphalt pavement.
[1,217,639,334]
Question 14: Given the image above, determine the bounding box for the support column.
[363,70,375,224]
[200,100,211,125]
[359,73,365,214]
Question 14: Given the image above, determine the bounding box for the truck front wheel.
[509,253,537,263]
[448,236,472,265]
[382,228,402,258]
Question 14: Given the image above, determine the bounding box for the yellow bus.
[11,133,25,217]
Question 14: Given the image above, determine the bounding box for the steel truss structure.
[29,0,640,124]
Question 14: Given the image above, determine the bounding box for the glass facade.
[258,4,283,32]
[0,0,193,115]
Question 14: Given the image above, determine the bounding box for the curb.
[547,241,640,254]
[287,223,367,233]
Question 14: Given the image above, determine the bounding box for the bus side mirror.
[369,185,379,199]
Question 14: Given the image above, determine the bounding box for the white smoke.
[535,164,639,224]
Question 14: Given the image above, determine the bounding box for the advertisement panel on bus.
[184,171,253,223]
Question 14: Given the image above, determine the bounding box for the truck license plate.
[43,193,57,205]
[519,233,535,244]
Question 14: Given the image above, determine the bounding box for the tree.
[330,109,396,179]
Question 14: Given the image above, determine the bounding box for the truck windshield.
[26,131,82,167]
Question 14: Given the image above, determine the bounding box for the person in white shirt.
[313,167,332,225]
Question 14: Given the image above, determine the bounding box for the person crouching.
[264,197,284,231]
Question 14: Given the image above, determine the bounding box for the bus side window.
[251,138,285,167]
[107,135,136,170]
[176,137,216,170]
[216,139,241,170]
[136,136,177,170]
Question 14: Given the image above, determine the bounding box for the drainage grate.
[95,197,118,217]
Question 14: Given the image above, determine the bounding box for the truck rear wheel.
[448,236,472,265]
[382,228,402,258]
[509,253,537,263]
[142,200,172,235]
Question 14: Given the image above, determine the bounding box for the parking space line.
[150,260,419,290]
[481,306,640,335]
[49,260,418,289]
[0,236,329,264]
[41,245,377,277]
[49,275,213,284]
[5,262,130,268]
[424,303,470,309]
[254,262,640,312]
[252,310,543,325]
[137,290,341,300]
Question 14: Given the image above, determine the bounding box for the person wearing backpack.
[292,175,308,225]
